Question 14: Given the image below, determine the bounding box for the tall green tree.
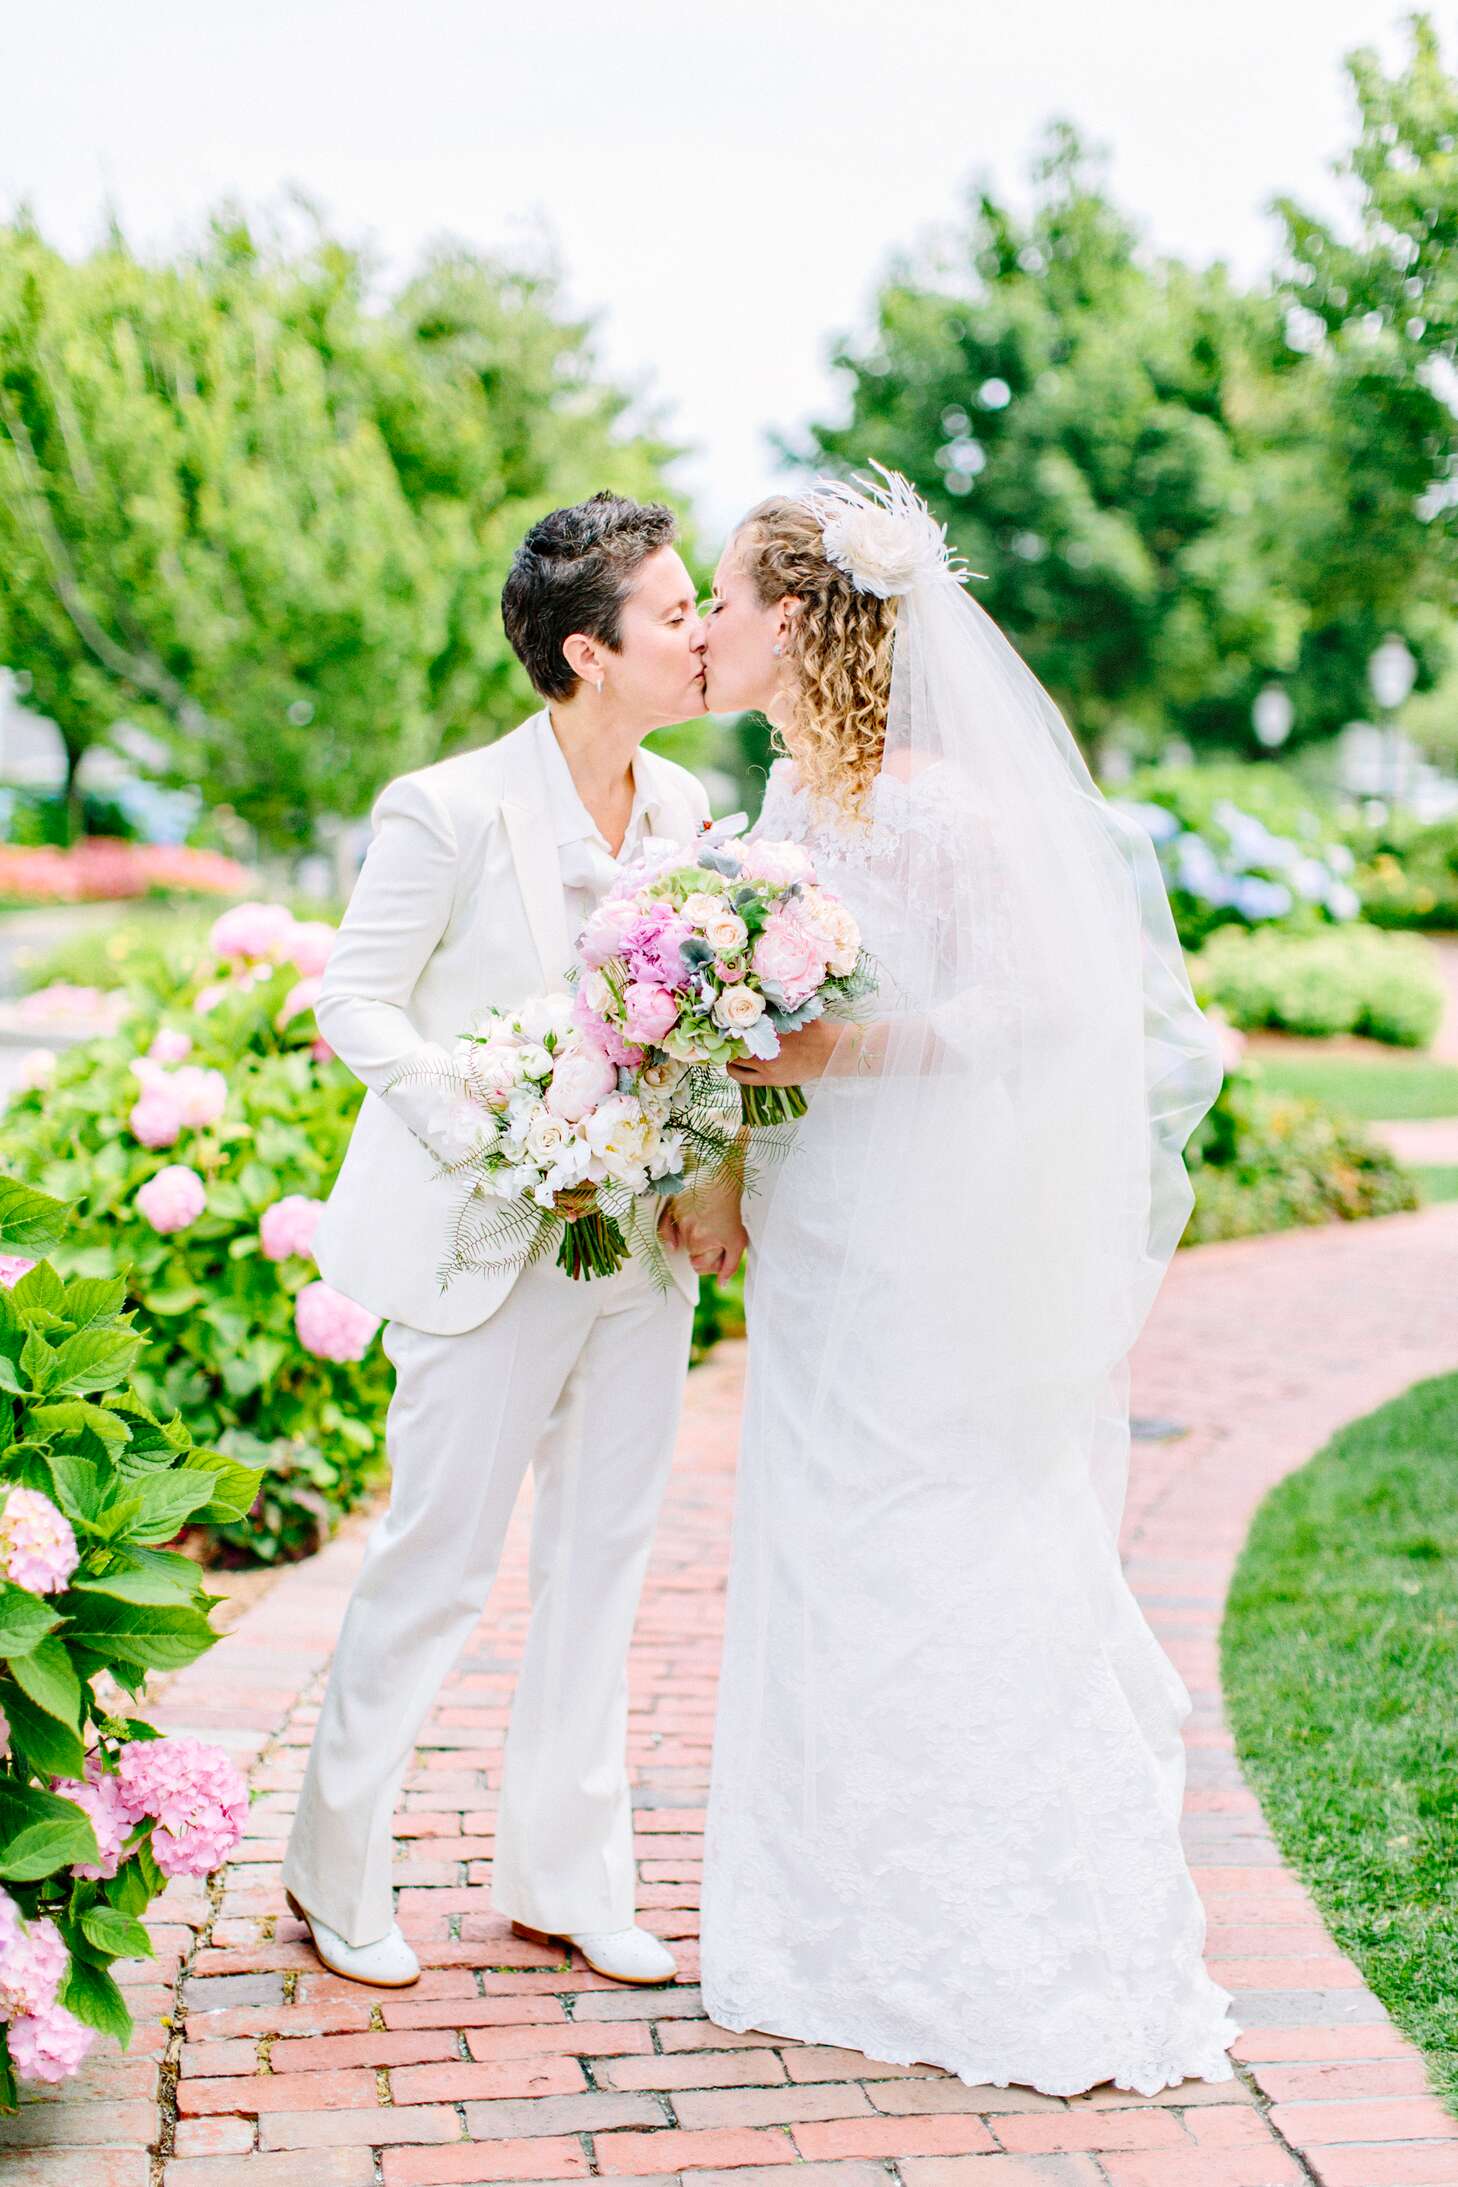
[793,108,1451,761]
[0,213,677,847]
[1275,12,1457,737]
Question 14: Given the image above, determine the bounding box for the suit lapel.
[501,794,573,991]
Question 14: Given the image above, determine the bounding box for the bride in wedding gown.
[692,468,1241,2097]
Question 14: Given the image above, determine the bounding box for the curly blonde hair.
[732,495,898,819]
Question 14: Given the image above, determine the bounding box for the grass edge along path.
[1221,1368,1458,2118]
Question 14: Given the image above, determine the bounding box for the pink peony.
[0,1890,66,2019]
[277,975,323,1028]
[259,1195,324,1263]
[578,895,640,970]
[15,1048,56,1091]
[51,1756,132,1881]
[752,908,829,1010]
[741,837,817,888]
[169,1065,227,1129]
[115,1737,248,1878]
[622,982,680,1046]
[621,903,693,991]
[295,1280,380,1363]
[210,901,296,963]
[0,1255,35,1290]
[135,1164,207,1235]
[8,2001,95,2082]
[0,1489,79,1595]
[148,1028,193,1065]
[544,1043,618,1124]
[572,983,644,1072]
[129,1088,184,1148]
[286,921,336,977]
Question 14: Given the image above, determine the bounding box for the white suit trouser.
[282,1252,693,1947]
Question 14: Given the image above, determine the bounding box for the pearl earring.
[772,643,783,658]
[593,677,604,693]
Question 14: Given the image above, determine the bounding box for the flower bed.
[4,905,390,1564]
[0,839,251,907]
[0,1172,256,2106]
[1185,1059,1418,1242]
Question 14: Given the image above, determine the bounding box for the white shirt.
[536,711,665,937]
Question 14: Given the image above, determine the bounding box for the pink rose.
[277,975,323,1029]
[170,1065,227,1129]
[287,921,336,977]
[259,1194,325,1263]
[752,909,829,1010]
[0,1255,36,1290]
[622,982,680,1046]
[544,1044,619,1124]
[295,1280,380,1362]
[209,901,296,963]
[135,1164,207,1235]
[129,1088,183,1148]
[741,837,817,888]
[148,1028,193,1064]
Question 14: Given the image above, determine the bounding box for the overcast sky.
[0,1,1424,534]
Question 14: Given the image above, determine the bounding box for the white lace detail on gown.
[699,758,1241,2098]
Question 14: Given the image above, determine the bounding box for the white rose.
[712,984,766,1031]
[639,1058,686,1092]
[473,1047,521,1097]
[703,909,749,955]
[681,889,726,924]
[581,969,614,1014]
[516,1043,554,1082]
[526,1111,573,1164]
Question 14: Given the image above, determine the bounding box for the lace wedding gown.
[698,757,1241,2097]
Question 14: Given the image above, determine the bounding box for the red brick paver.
[3,1202,1455,2186]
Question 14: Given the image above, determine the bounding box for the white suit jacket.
[312,710,711,1334]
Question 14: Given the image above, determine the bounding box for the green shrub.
[0,1171,259,2106]
[1185,1064,1418,1243]
[1192,924,1445,1047]
[1350,813,1458,931]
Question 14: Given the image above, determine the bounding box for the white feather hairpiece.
[799,461,978,598]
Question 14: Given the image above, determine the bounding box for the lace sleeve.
[750,757,805,844]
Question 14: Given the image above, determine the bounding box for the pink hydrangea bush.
[115,1738,248,1879]
[49,1758,132,1881]
[259,1196,325,1263]
[0,1891,93,2085]
[0,1489,79,1595]
[134,1164,207,1235]
[295,1281,379,1363]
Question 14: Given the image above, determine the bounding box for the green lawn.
[1252,1048,1458,1121]
[1221,1372,1458,2114]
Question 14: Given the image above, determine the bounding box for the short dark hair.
[501,491,679,702]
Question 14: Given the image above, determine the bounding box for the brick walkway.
[4,1203,1458,2187]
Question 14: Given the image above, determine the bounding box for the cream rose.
[702,909,749,955]
[712,984,766,1031]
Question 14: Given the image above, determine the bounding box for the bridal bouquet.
[573,828,875,1127]
[401,994,690,1281]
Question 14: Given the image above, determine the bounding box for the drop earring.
[593,677,604,693]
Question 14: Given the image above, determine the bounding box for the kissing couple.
[280,478,1242,2098]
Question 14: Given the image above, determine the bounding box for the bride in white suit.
[282,493,727,1990]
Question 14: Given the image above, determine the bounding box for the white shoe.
[285,1889,420,1988]
[511,1919,677,1986]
